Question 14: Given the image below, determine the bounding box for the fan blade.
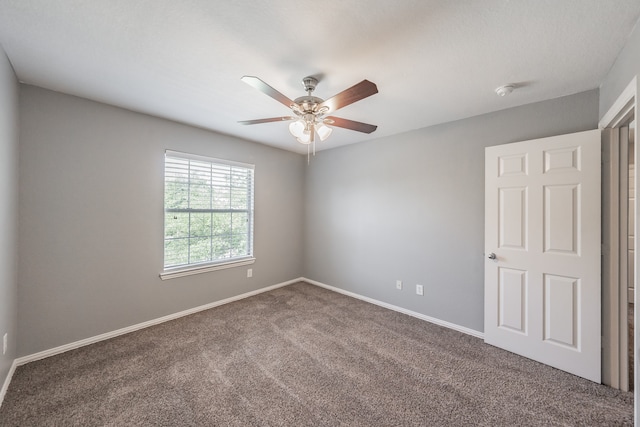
[318,80,378,113]
[325,116,377,134]
[241,76,295,109]
[238,116,295,125]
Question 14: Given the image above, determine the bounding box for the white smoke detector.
[495,84,515,97]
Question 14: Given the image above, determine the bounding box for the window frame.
[160,150,255,280]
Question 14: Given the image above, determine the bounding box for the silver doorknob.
[488,253,497,260]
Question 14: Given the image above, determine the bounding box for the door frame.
[599,76,638,411]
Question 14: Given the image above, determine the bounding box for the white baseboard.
[0,359,18,409]
[10,275,482,398]
[301,277,484,340]
[0,277,489,410]
[16,277,304,366]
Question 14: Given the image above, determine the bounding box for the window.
[161,150,254,279]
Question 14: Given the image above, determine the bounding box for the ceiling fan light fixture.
[296,134,311,144]
[289,120,305,138]
[316,123,333,141]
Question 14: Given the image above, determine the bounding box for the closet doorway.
[601,76,637,395]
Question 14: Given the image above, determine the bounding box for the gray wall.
[303,90,599,332]
[600,18,640,118]
[18,86,305,356]
[16,18,637,356]
[0,47,19,385]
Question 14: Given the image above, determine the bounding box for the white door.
[484,130,601,383]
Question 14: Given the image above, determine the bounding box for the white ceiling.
[1,1,639,154]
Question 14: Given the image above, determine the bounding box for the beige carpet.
[0,282,633,426]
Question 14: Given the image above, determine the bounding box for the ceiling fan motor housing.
[293,96,324,113]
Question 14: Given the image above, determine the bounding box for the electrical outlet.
[416,284,424,296]
[247,268,253,278]
[2,333,7,355]
[396,280,402,290]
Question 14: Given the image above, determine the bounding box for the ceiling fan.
[239,75,378,156]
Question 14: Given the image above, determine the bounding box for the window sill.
[160,257,256,280]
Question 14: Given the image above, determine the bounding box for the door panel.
[498,267,527,333]
[543,274,578,348]
[543,184,579,254]
[499,187,527,249]
[485,130,601,383]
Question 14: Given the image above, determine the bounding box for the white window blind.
[163,150,254,275]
